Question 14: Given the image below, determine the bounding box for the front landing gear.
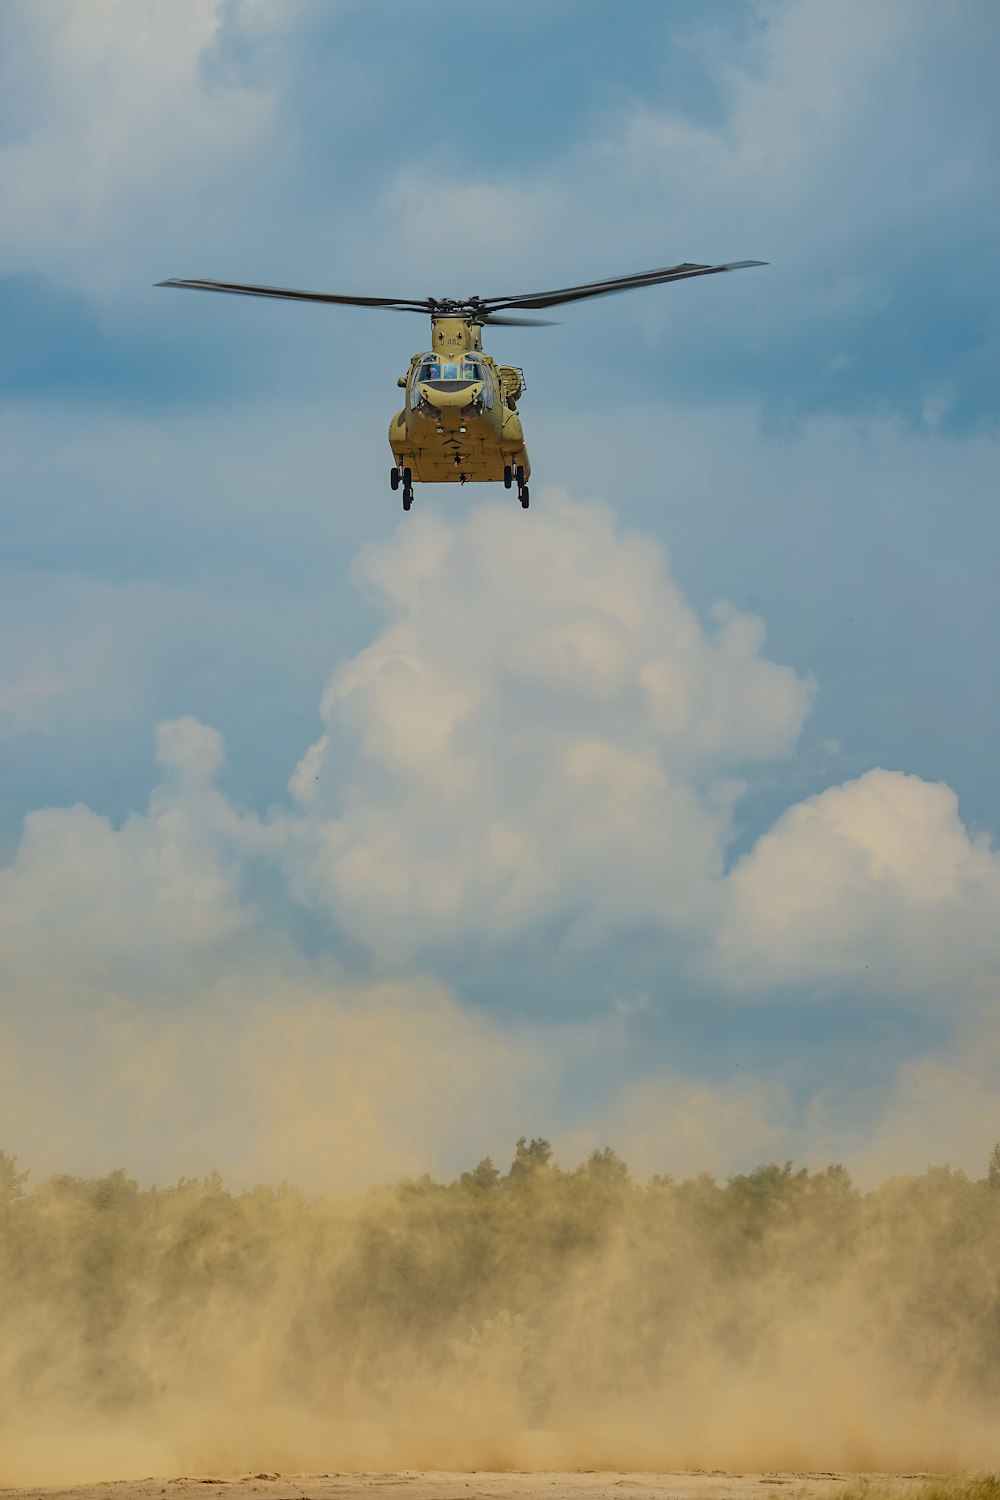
[515,464,529,509]
[392,466,413,510]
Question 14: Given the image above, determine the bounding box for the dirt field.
[0,1472,941,1500]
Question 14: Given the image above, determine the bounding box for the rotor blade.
[156,278,431,312]
[480,312,559,327]
[481,260,767,312]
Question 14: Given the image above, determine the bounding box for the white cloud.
[280,493,812,948]
[0,0,273,284]
[0,672,68,738]
[2,0,992,453]
[847,1007,1000,1179]
[360,171,566,291]
[421,0,999,395]
[0,709,544,1190]
[3,485,1000,1189]
[2,683,999,1191]
[9,487,993,1010]
[715,768,1000,995]
[0,714,263,993]
[566,987,1000,1187]
[0,0,997,1200]
[608,0,996,237]
[3,482,998,1015]
[156,714,225,780]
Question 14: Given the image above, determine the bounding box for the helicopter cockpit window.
[414,357,486,387]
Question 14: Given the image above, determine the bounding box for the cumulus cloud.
[600,0,998,268]
[361,171,566,291]
[0,672,67,739]
[0,0,277,285]
[156,714,226,779]
[0,713,544,1191]
[0,713,263,996]
[1,0,997,1209]
[280,494,812,948]
[847,1008,1000,1180]
[715,768,1000,996]
[4,492,998,1011]
[3,493,1000,1188]
[384,0,998,420]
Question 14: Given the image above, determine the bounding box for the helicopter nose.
[421,382,481,409]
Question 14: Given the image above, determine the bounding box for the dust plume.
[2,1140,1000,1483]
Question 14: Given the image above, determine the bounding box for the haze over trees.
[2,1141,1000,1479]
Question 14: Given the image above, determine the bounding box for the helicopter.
[157,258,765,511]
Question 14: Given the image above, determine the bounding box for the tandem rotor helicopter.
[158,258,765,511]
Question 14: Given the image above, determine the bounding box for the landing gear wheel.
[514,465,525,486]
[520,486,529,510]
[503,464,513,490]
[402,488,413,512]
[402,467,412,487]
[390,467,400,492]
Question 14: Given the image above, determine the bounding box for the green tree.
[506,1136,553,1183]
[0,1151,27,1204]
[583,1145,629,1182]
[461,1157,501,1189]
[987,1141,1000,1189]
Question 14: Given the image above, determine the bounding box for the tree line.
[2,1140,1000,1471]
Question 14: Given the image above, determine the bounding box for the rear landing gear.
[520,486,529,509]
[514,465,528,509]
[503,464,513,490]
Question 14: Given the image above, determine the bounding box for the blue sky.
[1,0,999,1193]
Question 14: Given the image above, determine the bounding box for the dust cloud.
[2,1138,1000,1484]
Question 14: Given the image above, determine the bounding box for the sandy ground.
[0,1472,940,1500]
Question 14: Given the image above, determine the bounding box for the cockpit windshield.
[414,356,486,386]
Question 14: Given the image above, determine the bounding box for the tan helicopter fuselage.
[388,317,531,484]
